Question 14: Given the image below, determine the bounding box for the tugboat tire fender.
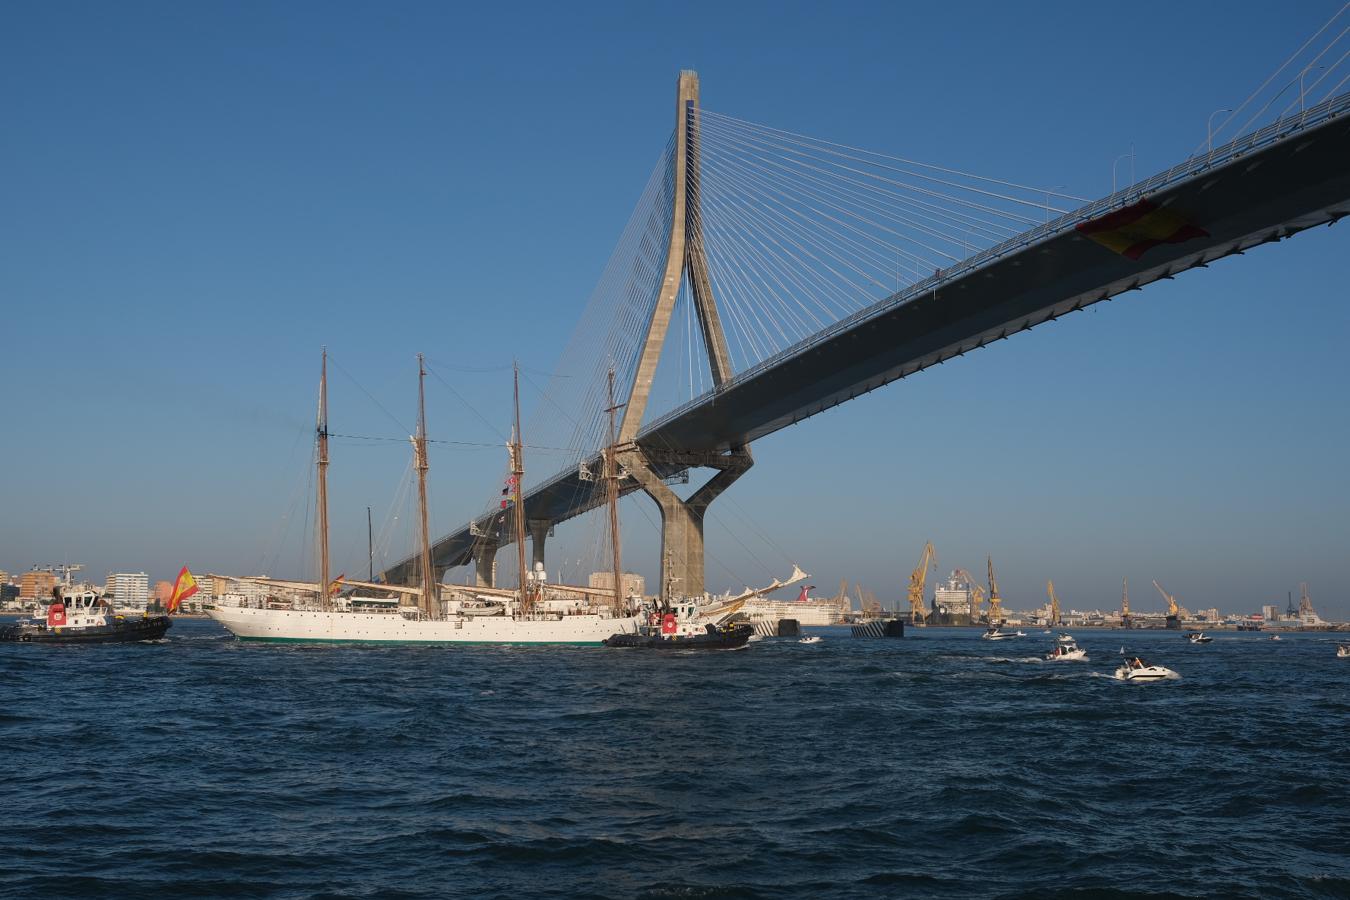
[20,634,32,642]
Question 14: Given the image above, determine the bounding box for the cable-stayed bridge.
[385,64,1350,598]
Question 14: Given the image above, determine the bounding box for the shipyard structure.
[927,571,977,626]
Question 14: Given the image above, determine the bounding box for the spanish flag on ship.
[167,566,199,614]
[1075,199,1208,261]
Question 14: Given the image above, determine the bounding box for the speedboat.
[1044,633,1087,661]
[1337,644,1349,658]
[1185,631,1213,644]
[1114,656,1179,681]
[798,636,822,644]
[1270,634,1282,641]
[1,585,171,644]
[981,626,1024,641]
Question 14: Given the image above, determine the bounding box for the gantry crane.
[1046,580,1061,626]
[987,556,1004,625]
[907,541,936,625]
[953,568,985,621]
[1153,579,1181,628]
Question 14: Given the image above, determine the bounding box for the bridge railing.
[640,90,1350,440]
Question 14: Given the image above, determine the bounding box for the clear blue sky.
[3,1,1346,617]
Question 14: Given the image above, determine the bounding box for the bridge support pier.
[474,542,498,588]
[614,70,747,605]
[620,446,752,603]
[528,519,551,578]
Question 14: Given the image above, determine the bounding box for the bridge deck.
[384,94,1350,583]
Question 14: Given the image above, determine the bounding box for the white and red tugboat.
[1,584,171,644]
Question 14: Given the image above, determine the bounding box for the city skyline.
[3,1,1347,617]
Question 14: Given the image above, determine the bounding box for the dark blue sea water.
[3,621,1347,899]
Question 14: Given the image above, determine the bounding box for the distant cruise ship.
[742,585,847,626]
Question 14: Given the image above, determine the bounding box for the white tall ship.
[207,598,639,645]
[207,353,641,645]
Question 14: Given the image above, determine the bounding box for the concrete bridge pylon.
[617,70,752,605]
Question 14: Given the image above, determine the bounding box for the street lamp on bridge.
[1112,145,1135,194]
[1207,108,1233,153]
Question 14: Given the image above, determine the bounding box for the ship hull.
[741,600,844,626]
[0,616,171,644]
[206,605,640,645]
[604,624,753,650]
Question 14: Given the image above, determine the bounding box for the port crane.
[953,568,986,621]
[907,542,936,625]
[832,578,848,607]
[1150,580,1182,623]
[856,583,880,616]
[987,557,1004,625]
[1046,580,1062,626]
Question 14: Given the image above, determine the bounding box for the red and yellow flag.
[329,573,345,596]
[1076,199,1208,260]
[167,566,199,614]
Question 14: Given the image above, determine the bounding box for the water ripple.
[1,621,1347,898]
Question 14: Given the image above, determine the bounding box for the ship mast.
[511,362,530,614]
[414,353,435,618]
[987,555,1002,624]
[604,367,625,615]
[316,348,331,611]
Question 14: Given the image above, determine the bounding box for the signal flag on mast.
[167,566,199,614]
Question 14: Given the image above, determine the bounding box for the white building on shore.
[106,572,150,613]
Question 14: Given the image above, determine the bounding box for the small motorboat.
[1044,633,1087,661]
[1114,656,1179,681]
[981,626,1024,641]
[1,586,171,645]
[1270,634,1282,641]
[798,635,822,645]
[1185,631,1213,644]
[1337,644,1349,658]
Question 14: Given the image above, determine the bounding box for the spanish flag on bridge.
[167,566,199,614]
[1076,199,1208,261]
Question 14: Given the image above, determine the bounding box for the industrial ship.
[928,570,975,626]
